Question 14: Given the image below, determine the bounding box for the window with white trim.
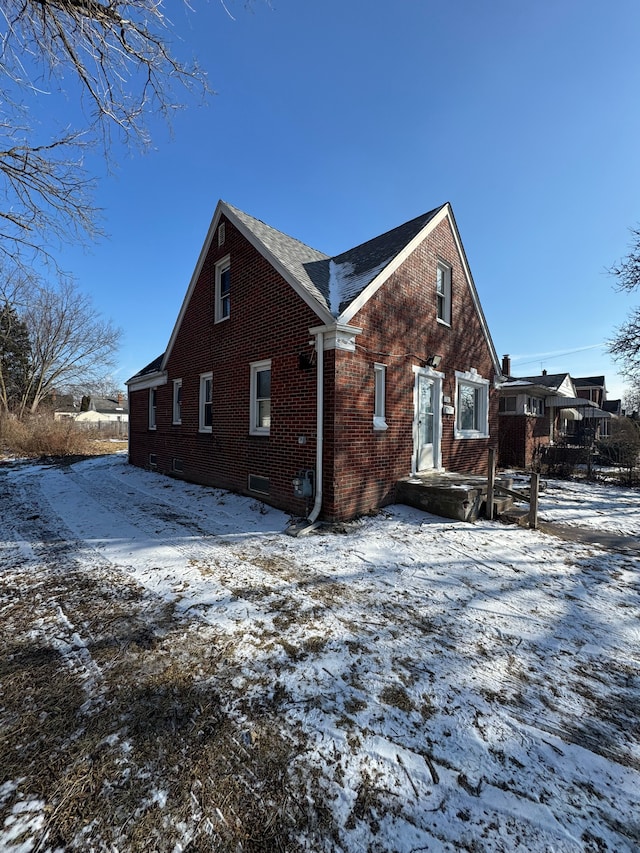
[526,396,544,416]
[373,363,388,430]
[149,388,157,430]
[172,379,182,425]
[215,256,231,322]
[199,373,213,432]
[250,360,271,435]
[436,262,452,325]
[455,371,489,438]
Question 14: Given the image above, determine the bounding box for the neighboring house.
[127,200,501,522]
[75,395,129,426]
[51,393,79,420]
[497,358,613,468]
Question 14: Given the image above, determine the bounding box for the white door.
[414,370,441,472]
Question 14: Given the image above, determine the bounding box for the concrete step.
[499,507,532,527]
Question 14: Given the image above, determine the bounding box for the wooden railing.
[486,448,539,529]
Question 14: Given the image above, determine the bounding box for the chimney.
[501,354,511,376]
[542,369,547,376]
[117,392,123,405]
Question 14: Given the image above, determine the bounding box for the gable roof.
[573,376,606,388]
[156,200,499,374]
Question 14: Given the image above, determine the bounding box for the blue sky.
[51,0,640,400]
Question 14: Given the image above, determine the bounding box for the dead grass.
[0,562,331,852]
[0,414,127,460]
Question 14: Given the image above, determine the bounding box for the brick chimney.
[501,354,511,376]
[117,392,123,405]
[542,369,547,376]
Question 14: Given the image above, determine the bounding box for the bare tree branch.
[0,0,210,271]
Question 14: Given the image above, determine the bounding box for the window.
[455,371,489,438]
[199,373,213,432]
[499,395,517,413]
[250,360,271,435]
[436,262,452,325]
[526,396,544,416]
[248,474,270,495]
[172,379,182,425]
[373,363,388,430]
[148,453,157,468]
[172,457,184,473]
[149,388,157,430]
[215,256,231,322]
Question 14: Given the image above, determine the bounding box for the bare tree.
[609,227,640,380]
[0,0,209,269]
[9,278,122,415]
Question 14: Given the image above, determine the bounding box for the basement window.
[148,453,157,468]
[172,457,184,474]
[248,474,270,495]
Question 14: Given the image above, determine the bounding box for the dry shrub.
[0,413,93,457]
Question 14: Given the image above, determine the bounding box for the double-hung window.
[215,256,231,322]
[199,373,213,432]
[172,379,182,425]
[250,360,271,435]
[436,262,452,325]
[149,388,157,430]
[373,363,388,430]
[455,370,489,439]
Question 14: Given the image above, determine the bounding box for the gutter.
[308,329,324,524]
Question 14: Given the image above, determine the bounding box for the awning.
[545,396,599,408]
[559,408,582,421]
[580,407,611,419]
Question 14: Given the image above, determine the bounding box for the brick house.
[126,200,501,522]
[497,361,612,468]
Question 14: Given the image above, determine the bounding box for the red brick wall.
[498,414,551,468]
[129,214,323,517]
[323,217,499,520]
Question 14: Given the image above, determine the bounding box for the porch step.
[499,507,532,527]
[396,474,515,523]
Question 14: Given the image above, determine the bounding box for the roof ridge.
[222,201,329,259]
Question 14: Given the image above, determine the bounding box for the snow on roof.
[328,258,390,315]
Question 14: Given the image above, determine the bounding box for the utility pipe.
[307,330,324,524]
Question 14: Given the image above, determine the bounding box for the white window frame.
[172,379,182,425]
[149,387,157,430]
[373,363,388,430]
[215,255,231,323]
[436,261,452,326]
[199,372,213,433]
[250,360,271,436]
[526,396,544,417]
[454,370,489,439]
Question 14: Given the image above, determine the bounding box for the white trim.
[411,365,443,473]
[436,260,452,326]
[148,388,157,430]
[126,371,167,392]
[250,360,271,436]
[214,254,231,323]
[373,363,388,431]
[172,378,182,425]
[454,370,490,439]
[199,372,213,433]
[308,323,362,352]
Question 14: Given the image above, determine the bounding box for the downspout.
[308,329,324,524]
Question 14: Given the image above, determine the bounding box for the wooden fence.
[486,448,539,529]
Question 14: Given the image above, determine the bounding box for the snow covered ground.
[0,453,639,852]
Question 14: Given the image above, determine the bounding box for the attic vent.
[218,222,225,247]
[248,474,270,495]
